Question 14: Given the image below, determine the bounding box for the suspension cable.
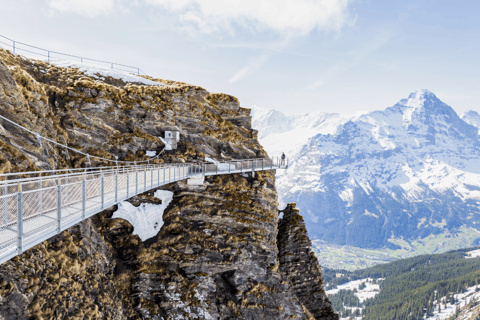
[0,113,166,165]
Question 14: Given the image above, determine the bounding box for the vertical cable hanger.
[36,133,52,171]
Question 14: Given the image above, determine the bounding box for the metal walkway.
[0,158,286,264]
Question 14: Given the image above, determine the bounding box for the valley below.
[313,226,480,270]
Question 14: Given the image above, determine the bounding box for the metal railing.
[0,35,145,75]
[0,157,287,264]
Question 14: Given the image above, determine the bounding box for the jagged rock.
[278,203,339,320]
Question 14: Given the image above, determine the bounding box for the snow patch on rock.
[112,190,173,241]
[47,59,163,86]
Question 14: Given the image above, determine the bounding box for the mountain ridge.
[251,90,480,250]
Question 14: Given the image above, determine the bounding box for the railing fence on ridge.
[0,157,288,265]
[0,34,146,75]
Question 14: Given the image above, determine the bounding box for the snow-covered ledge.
[112,190,173,241]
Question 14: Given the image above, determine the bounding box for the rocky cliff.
[278,203,338,320]
[0,49,336,319]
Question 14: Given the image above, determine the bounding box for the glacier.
[251,90,480,249]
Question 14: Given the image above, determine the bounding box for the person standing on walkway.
[281,152,286,166]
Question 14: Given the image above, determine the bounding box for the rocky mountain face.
[252,90,480,249]
[0,49,337,319]
[278,203,338,320]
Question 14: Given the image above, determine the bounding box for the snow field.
[327,279,480,320]
[425,285,480,320]
[46,59,163,86]
[326,278,382,319]
[466,249,480,259]
[326,278,381,303]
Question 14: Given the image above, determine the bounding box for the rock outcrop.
[278,203,338,320]
[0,48,333,319]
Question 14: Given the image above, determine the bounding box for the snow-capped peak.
[461,110,480,133]
[408,89,435,100]
[397,89,449,113]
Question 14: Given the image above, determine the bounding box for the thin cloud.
[146,0,353,36]
[228,37,294,84]
[229,52,272,83]
[309,30,394,89]
[47,0,128,17]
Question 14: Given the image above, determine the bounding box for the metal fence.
[0,157,287,264]
[0,34,145,75]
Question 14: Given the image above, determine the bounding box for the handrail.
[0,34,145,75]
[0,157,287,265]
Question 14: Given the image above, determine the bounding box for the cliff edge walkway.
[0,158,287,264]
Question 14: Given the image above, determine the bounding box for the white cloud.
[47,0,118,17]
[146,0,352,35]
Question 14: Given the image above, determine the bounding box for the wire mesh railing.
[0,157,287,264]
[0,34,146,75]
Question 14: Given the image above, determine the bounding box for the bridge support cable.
[0,113,167,169]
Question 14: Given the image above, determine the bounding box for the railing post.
[163,167,166,185]
[65,176,69,205]
[82,180,86,220]
[157,168,160,186]
[144,170,147,191]
[135,171,138,194]
[4,186,8,226]
[169,167,171,183]
[262,159,264,170]
[252,160,255,173]
[151,169,153,189]
[229,162,230,174]
[271,157,273,169]
[241,161,243,172]
[174,166,176,181]
[56,185,61,234]
[16,192,23,254]
[101,176,104,209]
[115,175,118,203]
[48,51,50,63]
[39,178,43,214]
[127,173,130,198]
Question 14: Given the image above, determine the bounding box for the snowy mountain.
[461,110,480,133]
[251,90,480,249]
[250,104,292,139]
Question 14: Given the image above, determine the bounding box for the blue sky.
[1,0,479,116]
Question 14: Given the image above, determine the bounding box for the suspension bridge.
[0,159,287,265]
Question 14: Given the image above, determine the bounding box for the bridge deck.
[0,158,286,264]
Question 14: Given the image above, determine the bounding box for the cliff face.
[278,203,338,320]
[0,49,336,319]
